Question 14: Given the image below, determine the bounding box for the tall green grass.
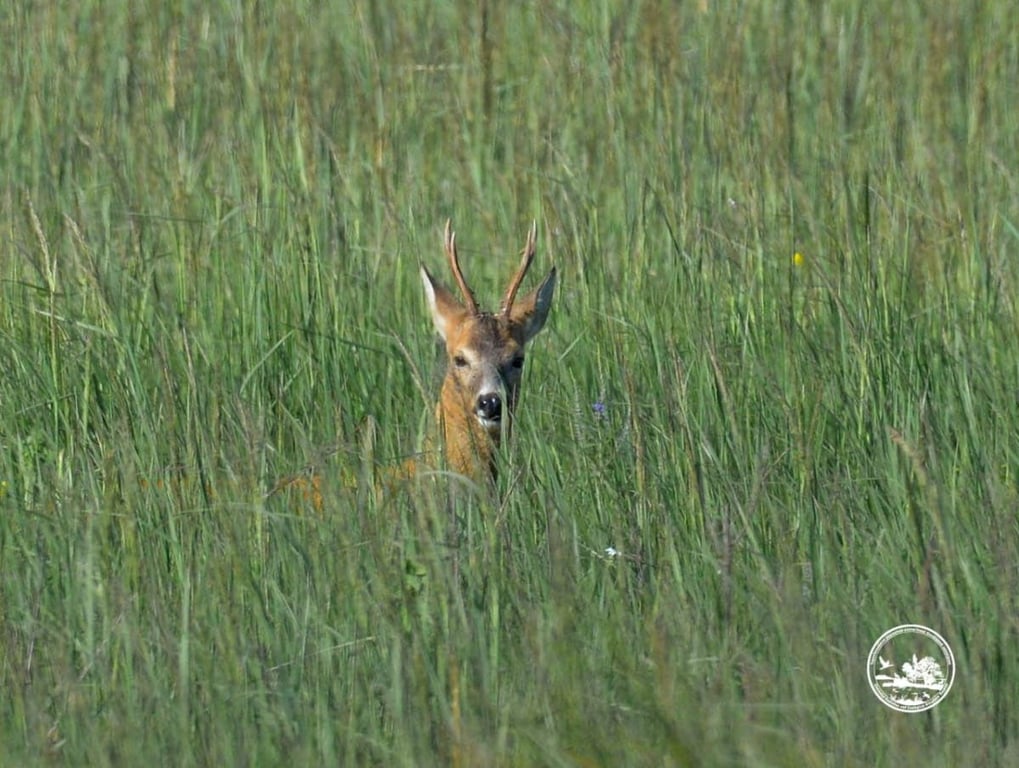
[2,0,1018,764]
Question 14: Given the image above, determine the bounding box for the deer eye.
[511,356,525,369]
[453,354,469,368]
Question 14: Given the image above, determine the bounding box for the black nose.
[477,393,502,421]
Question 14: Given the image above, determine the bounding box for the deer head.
[420,220,556,479]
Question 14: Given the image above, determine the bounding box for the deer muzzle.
[475,392,503,427]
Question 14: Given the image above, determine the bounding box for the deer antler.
[500,221,537,316]
[444,219,479,315]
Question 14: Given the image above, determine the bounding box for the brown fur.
[421,221,556,481]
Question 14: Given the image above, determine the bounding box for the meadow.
[2,1,1018,765]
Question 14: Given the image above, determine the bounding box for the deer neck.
[436,377,500,480]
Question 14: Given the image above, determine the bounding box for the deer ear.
[509,268,556,342]
[421,266,469,342]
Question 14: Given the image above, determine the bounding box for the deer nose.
[477,393,502,422]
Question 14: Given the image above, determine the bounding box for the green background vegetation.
[2,1,1017,764]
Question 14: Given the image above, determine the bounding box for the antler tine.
[444,219,479,315]
[500,220,537,316]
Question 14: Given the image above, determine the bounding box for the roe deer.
[270,220,555,508]
[420,220,556,482]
